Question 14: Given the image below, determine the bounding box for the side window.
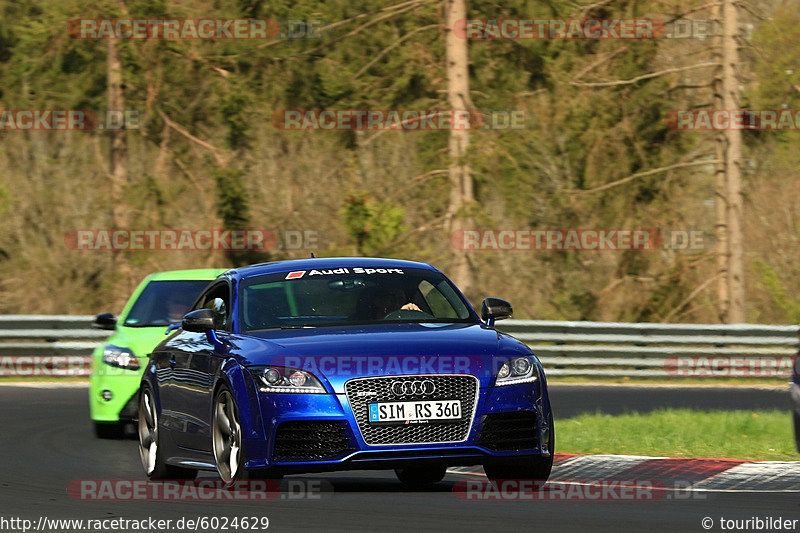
[197,283,231,331]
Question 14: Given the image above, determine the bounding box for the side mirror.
[481,298,513,327]
[92,312,117,331]
[182,308,217,332]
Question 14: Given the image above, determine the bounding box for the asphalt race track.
[0,384,797,533]
[550,383,795,418]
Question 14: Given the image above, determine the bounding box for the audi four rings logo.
[390,379,435,396]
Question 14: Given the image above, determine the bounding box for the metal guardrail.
[0,315,105,376]
[498,320,799,378]
[0,316,797,378]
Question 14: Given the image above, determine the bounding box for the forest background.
[0,0,798,324]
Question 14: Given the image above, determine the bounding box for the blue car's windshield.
[123,280,212,327]
[240,267,474,331]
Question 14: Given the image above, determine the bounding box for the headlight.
[102,345,140,370]
[495,355,540,386]
[249,366,326,393]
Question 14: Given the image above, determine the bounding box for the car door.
[150,335,180,434]
[170,281,233,451]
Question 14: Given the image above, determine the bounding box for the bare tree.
[107,38,133,305]
[444,0,475,297]
[712,1,729,322]
[722,0,746,322]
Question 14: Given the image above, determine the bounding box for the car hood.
[232,323,532,391]
[107,325,176,357]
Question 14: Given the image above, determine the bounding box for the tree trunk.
[722,0,745,322]
[108,38,133,306]
[444,0,475,299]
[712,1,729,322]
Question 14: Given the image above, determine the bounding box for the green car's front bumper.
[89,364,143,422]
[88,326,171,423]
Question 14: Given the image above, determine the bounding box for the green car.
[89,268,226,438]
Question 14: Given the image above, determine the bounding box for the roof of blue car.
[227,257,438,279]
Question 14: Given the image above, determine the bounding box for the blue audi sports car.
[138,257,554,486]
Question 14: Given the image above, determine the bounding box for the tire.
[138,384,197,480]
[93,421,125,439]
[484,411,555,483]
[794,411,800,453]
[395,464,447,487]
[212,385,248,487]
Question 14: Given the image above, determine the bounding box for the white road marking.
[449,455,800,493]
[0,381,89,388]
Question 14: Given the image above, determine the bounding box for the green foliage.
[214,167,270,266]
[0,182,8,213]
[340,192,405,256]
[550,283,599,321]
[755,260,800,323]
[214,167,250,229]
[220,89,251,150]
[0,0,796,320]
[749,4,800,110]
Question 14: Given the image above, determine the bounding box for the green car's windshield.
[240,267,474,332]
[123,280,212,327]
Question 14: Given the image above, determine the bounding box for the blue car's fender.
[214,356,270,465]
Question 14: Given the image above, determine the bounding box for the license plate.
[368,400,461,424]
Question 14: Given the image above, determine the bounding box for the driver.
[161,293,190,324]
[374,287,421,317]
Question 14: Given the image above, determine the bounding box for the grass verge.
[557,408,798,461]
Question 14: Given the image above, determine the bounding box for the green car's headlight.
[495,355,540,386]
[248,366,326,393]
[102,345,140,370]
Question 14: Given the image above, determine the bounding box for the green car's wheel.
[794,411,800,453]
[93,421,125,439]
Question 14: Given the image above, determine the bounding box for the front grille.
[273,421,354,462]
[476,411,539,451]
[345,375,479,446]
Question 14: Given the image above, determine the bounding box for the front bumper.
[242,379,550,472]
[89,371,142,422]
